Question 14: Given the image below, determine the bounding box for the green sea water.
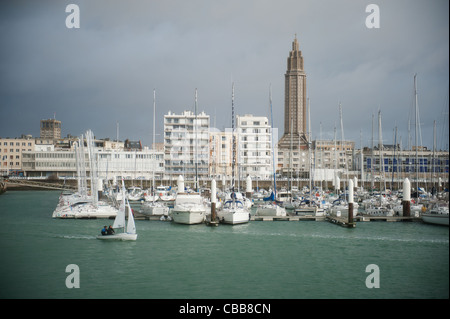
[0,191,448,299]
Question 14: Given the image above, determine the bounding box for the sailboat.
[53,131,118,219]
[97,179,137,241]
[255,85,286,217]
[216,83,251,225]
[140,89,169,217]
[171,90,208,225]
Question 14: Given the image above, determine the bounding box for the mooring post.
[177,175,184,194]
[211,179,217,222]
[246,176,252,199]
[402,178,411,217]
[348,179,354,225]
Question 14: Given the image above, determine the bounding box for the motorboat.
[171,193,207,225]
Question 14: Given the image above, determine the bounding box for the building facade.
[209,129,233,180]
[40,119,61,139]
[236,114,274,180]
[278,35,308,150]
[164,110,210,183]
[22,147,164,180]
[0,136,35,176]
[354,146,449,190]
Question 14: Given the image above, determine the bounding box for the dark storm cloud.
[0,0,448,149]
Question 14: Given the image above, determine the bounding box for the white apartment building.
[164,110,210,182]
[236,114,274,180]
[22,146,164,180]
[209,129,233,179]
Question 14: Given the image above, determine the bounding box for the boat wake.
[53,234,97,240]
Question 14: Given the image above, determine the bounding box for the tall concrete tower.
[278,35,308,149]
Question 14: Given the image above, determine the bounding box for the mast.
[432,120,436,192]
[308,98,312,204]
[333,123,337,190]
[360,129,364,190]
[319,122,323,191]
[414,74,419,198]
[391,126,397,190]
[231,82,236,192]
[194,88,199,192]
[152,89,156,202]
[371,113,374,191]
[289,117,293,199]
[339,102,348,195]
[269,84,277,197]
[378,110,385,201]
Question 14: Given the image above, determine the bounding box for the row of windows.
[239,121,268,126]
[1,149,32,153]
[1,142,33,146]
[2,162,20,166]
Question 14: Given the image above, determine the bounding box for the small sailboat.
[216,83,251,225]
[97,180,137,241]
[255,85,286,217]
[140,90,170,217]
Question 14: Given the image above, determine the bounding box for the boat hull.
[255,205,286,216]
[140,204,169,216]
[422,214,449,226]
[96,233,138,241]
[171,209,205,224]
[218,210,250,225]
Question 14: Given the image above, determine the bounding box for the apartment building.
[0,136,35,176]
[164,110,210,182]
[236,114,274,180]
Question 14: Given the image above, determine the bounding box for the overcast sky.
[0,0,448,150]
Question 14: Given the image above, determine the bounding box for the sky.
[0,0,448,150]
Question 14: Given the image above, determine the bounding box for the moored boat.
[421,202,449,226]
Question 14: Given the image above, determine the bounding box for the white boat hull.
[96,233,137,241]
[422,214,449,226]
[255,205,286,216]
[171,209,205,224]
[140,204,169,216]
[218,210,250,225]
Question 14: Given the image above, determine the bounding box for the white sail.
[113,181,126,229]
[126,199,136,234]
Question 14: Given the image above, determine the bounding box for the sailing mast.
[339,102,348,195]
[194,88,199,192]
[414,74,419,198]
[308,98,312,204]
[231,82,236,193]
[371,113,374,191]
[152,89,156,202]
[269,84,277,198]
[378,110,385,202]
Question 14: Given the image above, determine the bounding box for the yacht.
[217,199,251,225]
[171,193,207,224]
[421,202,449,226]
[255,202,286,217]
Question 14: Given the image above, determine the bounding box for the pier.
[131,211,421,223]
[251,215,324,222]
[5,178,77,191]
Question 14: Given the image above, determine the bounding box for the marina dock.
[132,211,422,223]
[251,215,324,221]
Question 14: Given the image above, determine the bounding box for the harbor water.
[0,190,448,299]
